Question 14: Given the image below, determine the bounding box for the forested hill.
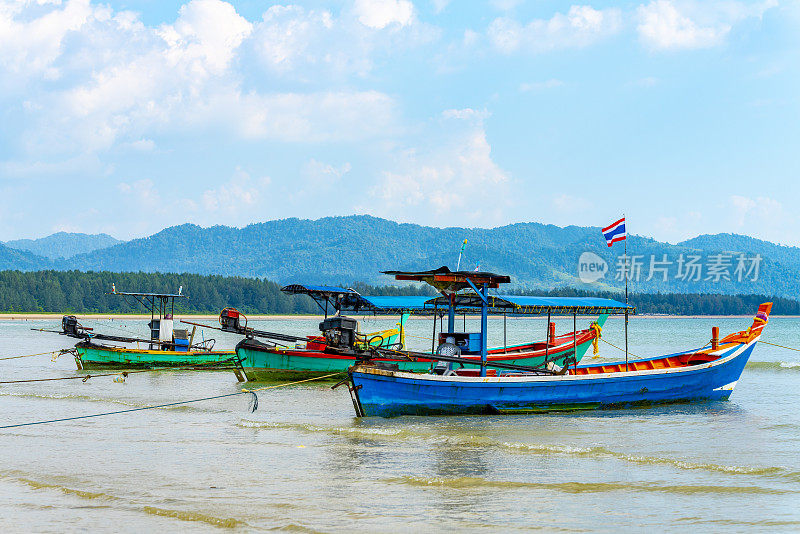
[2,216,800,298]
[0,270,797,316]
[5,232,121,259]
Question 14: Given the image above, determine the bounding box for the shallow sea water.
[1,315,799,532]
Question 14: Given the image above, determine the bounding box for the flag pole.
[624,213,629,372]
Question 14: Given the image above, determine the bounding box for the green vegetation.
[0,270,794,316]
[1,216,800,298]
[0,270,317,314]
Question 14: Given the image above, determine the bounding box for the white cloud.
[0,0,99,83]
[636,0,777,50]
[491,0,523,11]
[125,138,156,151]
[4,1,400,158]
[201,167,270,214]
[730,195,783,227]
[118,179,161,208]
[519,79,564,92]
[431,0,451,14]
[441,108,490,121]
[353,0,414,29]
[158,0,252,75]
[368,125,510,222]
[303,159,352,182]
[488,5,623,54]
[553,194,591,213]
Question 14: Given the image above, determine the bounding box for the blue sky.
[1,0,798,243]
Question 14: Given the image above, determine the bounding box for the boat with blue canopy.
[341,268,772,417]
[184,273,618,381]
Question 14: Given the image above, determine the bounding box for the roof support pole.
[447,293,456,334]
[544,310,551,366]
[431,303,438,354]
[573,311,577,373]
[625,309,629,372]
[480,282,488,378]
[503,313,507,354]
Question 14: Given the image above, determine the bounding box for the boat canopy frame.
[281,284,436,317]
[110,289,186,320]
[424,293,635,316]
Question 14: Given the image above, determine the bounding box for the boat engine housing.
[62,315,80,337]
[219,308,242,332]
[319,316,358,351]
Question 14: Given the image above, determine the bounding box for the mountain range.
[1,216,798,297]
[3,232,121,259]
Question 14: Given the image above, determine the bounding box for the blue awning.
[425,293,634,315]
[355,295,432,312]
[281,284,355,295]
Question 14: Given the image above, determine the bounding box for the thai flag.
[602,217,626,247]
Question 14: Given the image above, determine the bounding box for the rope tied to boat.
[598,337,641,359]
[241,372,344,413]
[759,340,800,352]
[0,372,344,429]
[0,349,64,361]
[590,322,602,358]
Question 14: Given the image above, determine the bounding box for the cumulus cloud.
[636,0,777,50]
[202,167,270,214]
[0,0,99,83]
[488,5,623,54]
[441,108,490,121]
[353,0,414,29]
[2,0,399,159]
[519,79,564,92]
[368,124,510,223]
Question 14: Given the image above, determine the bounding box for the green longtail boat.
[41,288,239,370]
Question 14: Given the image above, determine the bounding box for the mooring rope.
[0,355,244,385]
[0,372,344,430]
[0,350,62,361]
[598,338,642,359]
[759,340,800,352]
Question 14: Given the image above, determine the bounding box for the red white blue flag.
[602,217,626,247]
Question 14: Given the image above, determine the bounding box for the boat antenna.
[456,239,467,271]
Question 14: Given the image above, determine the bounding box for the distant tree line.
[0,270,795,315]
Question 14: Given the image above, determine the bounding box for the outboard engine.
[62,315,81,337]
[434,335,461,375]
[319,316,358,351]
[219,307,242,332]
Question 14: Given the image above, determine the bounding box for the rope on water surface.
[759,340,800,352]
[0,355,245,385]
[0,372,344,430]
[0,350,63,361]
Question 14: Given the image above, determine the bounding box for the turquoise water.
[1,314,799,532]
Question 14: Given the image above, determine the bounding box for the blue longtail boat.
[341,268,772,417]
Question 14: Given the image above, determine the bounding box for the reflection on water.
[0,316,799,531]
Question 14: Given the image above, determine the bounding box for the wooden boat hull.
[349,340,758,417]
[236,325,600,382]
[74,342,237,370]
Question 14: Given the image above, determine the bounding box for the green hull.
[75,343,237,370]
[237,337,597,382]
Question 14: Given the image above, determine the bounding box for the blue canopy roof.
[425,293,634,315]
[354,295,432,312]
[281,284,355,295]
